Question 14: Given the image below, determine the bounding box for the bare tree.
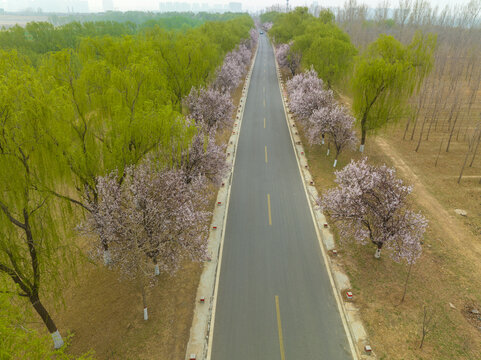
[419,305,435,349]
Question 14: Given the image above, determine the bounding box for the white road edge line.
[205,43,259,360]
[272,43,360,360]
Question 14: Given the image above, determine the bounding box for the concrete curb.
[184,43,259,360]
[272,43,376,360]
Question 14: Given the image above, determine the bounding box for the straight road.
[210,34,353,360]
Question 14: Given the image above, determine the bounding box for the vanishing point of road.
[210,35,353,360]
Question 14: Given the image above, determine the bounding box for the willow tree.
[0,50,73,349]
[352,32,436,152]
[39,42,190,264]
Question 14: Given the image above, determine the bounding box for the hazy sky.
[87,0,471,12]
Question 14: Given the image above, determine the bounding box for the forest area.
[0,12,258,359]
[262,1,481,358]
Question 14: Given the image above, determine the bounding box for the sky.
[1,0,472,13]
[87,0,471,12]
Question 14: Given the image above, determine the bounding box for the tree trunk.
[415,115,428,152]
[469,129,481,167]
[29,294,64,349]
[446,106,460,152]
[102,240,111,265]
[458,148,471,184]
[374,243,383,259]
[400,262,414,303]
[141,279,148,321]
[434,136,444,167]
[360,114,367,152]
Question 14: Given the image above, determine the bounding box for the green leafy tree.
[39,43,190,264]
[299,25,357,88]
[0,50,75,349]
[0,293,93,359]
[352,33,436,151]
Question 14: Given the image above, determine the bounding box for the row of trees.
[0,13,248,63]
[285,68,356,166]
[334,0,481,180]
[267,10,428,274]
[266,7,357,88]
[0,15,255,351]
[83,29,258,322]
[266,7,436,152]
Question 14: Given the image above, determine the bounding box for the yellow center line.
[267,194,272,226]
[275,296,286,360]
[264,117,266,128]
[265,146,268,163]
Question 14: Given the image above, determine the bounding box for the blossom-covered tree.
[276,42,301,76]
[214,45,252,94]
[249,28,259,48]
[308,105,357,167]
[184,86,234,130]
[263,22,273,31]
[286,69,334,121]
[178,130,230,186]
[318,158,427,261]
[84,161,210,320]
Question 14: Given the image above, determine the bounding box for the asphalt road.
[210,34,353,360]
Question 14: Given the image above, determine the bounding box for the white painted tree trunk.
[103,249,111,265]
[359,144,365,153]
[154,264,160,276]
[51,330,64,349]
[321,138,325,145]
[326,148,330,156]
[333,159,338,167]
[374,248,382,259]
[143,307,148,321]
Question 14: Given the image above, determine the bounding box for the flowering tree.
[178,130,230,186]
[308,105,357,167]
[249,28,259,49]
[263,22,273,31]
[214,45,252,94]
[184,86,234,131]
[318,158,427,261]
[286,69,334,121]
[276,42,301,76]
[214,54,243,94]
[84,162,210,320]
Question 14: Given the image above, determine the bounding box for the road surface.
[211,34,353,360]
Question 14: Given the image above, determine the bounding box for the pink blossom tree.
[263,22,273,31]
[249,28,259,49]
[276,42,301,76]
[286,69,334,122]
[308,105,357,167]
[318,158,427,261]
[84,161,210,320]
[214,54,243,94]
[178,130,230,186]
[214,46,252,94]
[184,86,234,130]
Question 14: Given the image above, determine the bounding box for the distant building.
[228,2,241,12]
[103,0,114,12]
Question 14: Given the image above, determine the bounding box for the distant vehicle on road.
[260,31,264,34]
